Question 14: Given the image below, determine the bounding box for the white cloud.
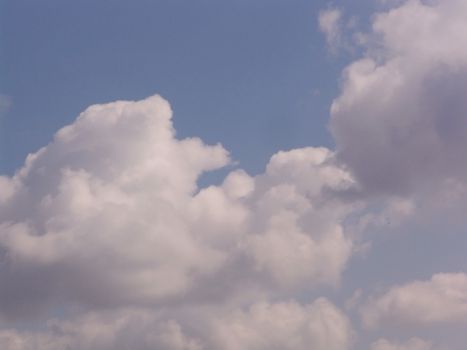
[0,298,353,350]
[244,147,355,289]
[0,310,202,350]
[0,95,234,315]
[371,338,436,350]
[0,94,358,349]
[0,176,17,204]
[211,298,353,350]
[4,1,467,348]
[330,0,467,195]
[361,273,467,329]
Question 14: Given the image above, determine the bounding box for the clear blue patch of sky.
[0,0,376,177]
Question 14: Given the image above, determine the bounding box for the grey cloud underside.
[2,0,467,349]
[330,0,467,196]
[0,299,353,350]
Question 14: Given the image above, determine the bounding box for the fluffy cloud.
[0,94,357,350]
[4,0,467,348]
[0,95,234,316]
[361,273,467,329]
[330,0,467,195]
[0,310,202,350]
[0,298,352,350]
[211,298,353,350]
[371,338,436,350]
[244,147,355,289]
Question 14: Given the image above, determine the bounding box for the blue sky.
[0,0,384,175]
[1,1,467,350]
[1,0,363,175]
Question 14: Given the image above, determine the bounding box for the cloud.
[330,0,467,195]
[0,93,358,350]
[361,273,467,329]
[211,298,353,350]
[3,1,467,348]
[318,8,343,53]
[244,147,355,289]
[0,310,202,350]
[0,95,233,316]
[0,298,353,350]
[371,338,436,350]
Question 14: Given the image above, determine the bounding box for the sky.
[0,0,367,175]
[1,0,467,350]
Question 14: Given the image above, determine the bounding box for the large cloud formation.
[2,0,467,349]
[0,95,356,349]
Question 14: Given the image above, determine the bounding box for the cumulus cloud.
[244,147,355,289]
[0,95,233,316]
[0,95,358,348]
[0,298,352,350]
[3,0,467,348]
[361,273,467,329]
[330,0,467,195]
[0,96,356,315]
[211,298,353,350]
[0,310,202,350]
[371,338,436,350]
